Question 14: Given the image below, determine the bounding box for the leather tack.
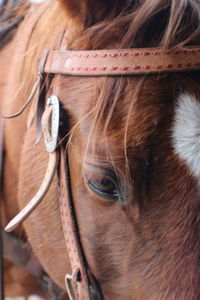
[44,47,200,76]
[59,148,91,300]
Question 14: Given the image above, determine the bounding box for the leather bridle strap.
[59,147,102,300]
[44,47,200,76]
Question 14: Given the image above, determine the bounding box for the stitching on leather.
[70,48,200,58]
[59,172,88,299]
[65,62,200,72]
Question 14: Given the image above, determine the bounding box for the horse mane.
[69,0,200,49]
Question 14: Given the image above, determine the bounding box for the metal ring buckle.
[65,268,81,300]
[42,95,59,153]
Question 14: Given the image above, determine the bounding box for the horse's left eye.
[84,170,119,200]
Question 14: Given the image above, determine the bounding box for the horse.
[1,0,200,299]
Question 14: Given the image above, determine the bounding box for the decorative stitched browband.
[44,47,200,76]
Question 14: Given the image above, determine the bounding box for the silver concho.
[44,95,60,152]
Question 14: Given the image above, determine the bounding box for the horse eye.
[84,171,119,200]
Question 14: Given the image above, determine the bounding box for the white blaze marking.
[173,93,200,177]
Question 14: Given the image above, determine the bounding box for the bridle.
[4,42,200,300]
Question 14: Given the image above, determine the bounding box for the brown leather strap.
[5,151,58,232]
[44,47,200,76]
[59,148,102,300]
[59,148,91,300]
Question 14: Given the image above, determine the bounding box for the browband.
[44,47,200,76]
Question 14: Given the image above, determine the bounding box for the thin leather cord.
[0,74,41,119]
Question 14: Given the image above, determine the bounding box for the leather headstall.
[5,44,200,300]
[44,47,200,76]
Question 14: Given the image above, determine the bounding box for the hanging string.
[0,74,42,119]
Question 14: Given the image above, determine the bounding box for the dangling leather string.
[0,49,49,121]
[0,74,41,119]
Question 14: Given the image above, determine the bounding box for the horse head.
[3,0,200,299]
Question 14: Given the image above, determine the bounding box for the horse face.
[57,73,200,299]
[12,0,200,298]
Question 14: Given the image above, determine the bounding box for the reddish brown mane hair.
[69,0,200,49]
